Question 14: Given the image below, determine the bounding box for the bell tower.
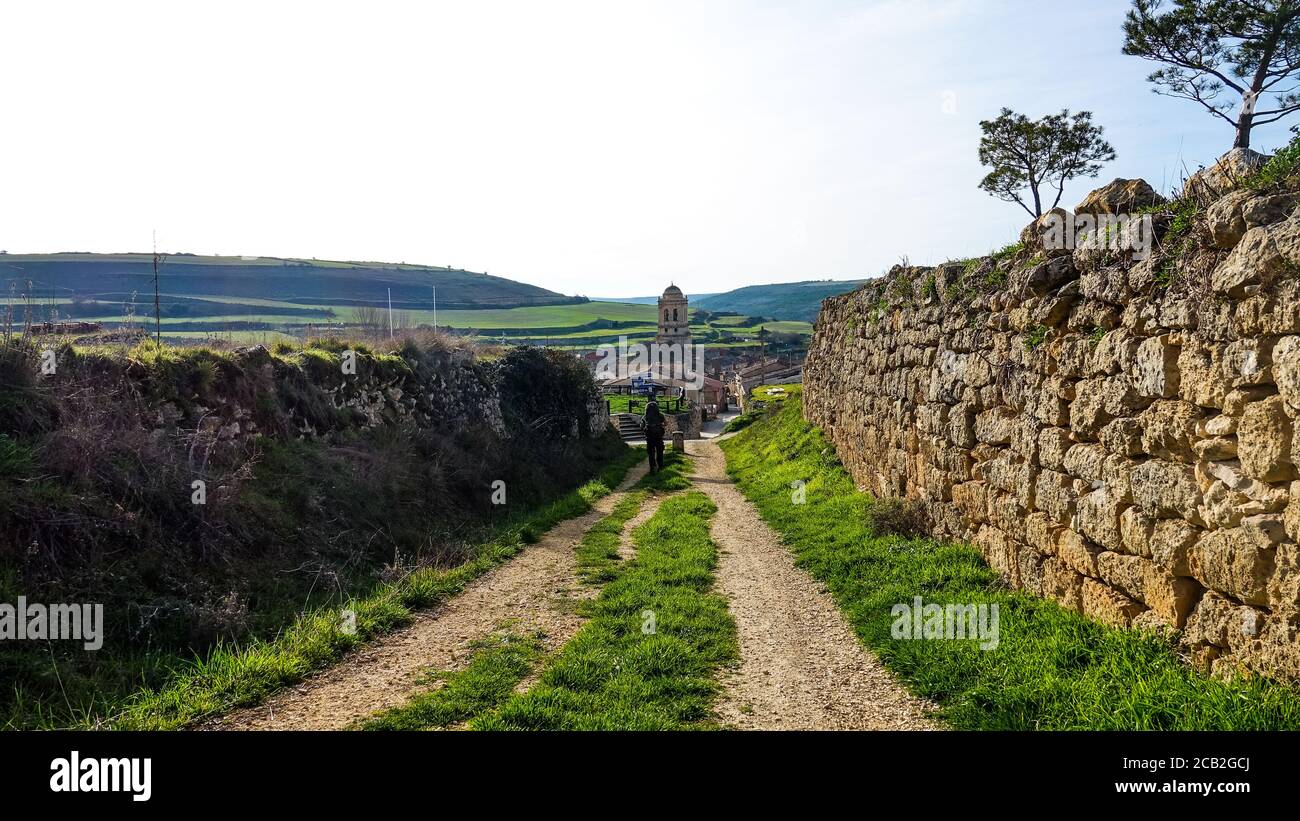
[655,284,690,345]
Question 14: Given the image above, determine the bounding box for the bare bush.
[865,497,928,538]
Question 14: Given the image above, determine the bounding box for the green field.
[52,298,812,347]
[5,253,814,346]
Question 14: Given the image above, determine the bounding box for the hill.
[0,252,578,313]
[694,279,867,322]
[588,292,718,304]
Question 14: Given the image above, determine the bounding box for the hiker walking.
[644,391,666,473]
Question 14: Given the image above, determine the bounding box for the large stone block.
[1150,518,1200,576]
[1269,540,1300,618]
[1082,578,1146,628]
[1063,442,1109,483]
[1041,556,1084,611]
[1238,395,1297,482]
[1057,529,1102,577]
[1100,417,1145,457]
[974,525,1020,586]
[1274,335,1300,410]
[1078,484,1128,552]
[1131,459,1203,522]
[1035,468,1076,526]
[1188,516,1284,605]
[1119,505,1155,558]
[1184,591,1243,649]
[1140,400,1202,463]
[1097,551,1147,601]
[1131,334,1181,399]
[1143,564,1200,628]
[1037,426,1073,471]
[1223,337,1277,388]
[1177,341,1229,409]
[1088,328,1140,377]
[1069,377,1113,440]
[1212,211,1300,298]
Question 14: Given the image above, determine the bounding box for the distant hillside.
[0,253,578,312]
[590,293,718,304]
[694,279,866,322]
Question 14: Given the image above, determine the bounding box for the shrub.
[864,497,927,538]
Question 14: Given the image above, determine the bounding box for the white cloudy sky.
[0,0,1292,296]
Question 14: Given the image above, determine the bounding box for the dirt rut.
[688,439,939,731]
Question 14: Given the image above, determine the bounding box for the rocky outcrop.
[804,160,1300,681]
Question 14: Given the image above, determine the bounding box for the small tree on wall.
[1123,0,1300,150]
[977,108,1117,219]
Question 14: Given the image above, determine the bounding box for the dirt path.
[214,462,651,731]
[688,439,939,730]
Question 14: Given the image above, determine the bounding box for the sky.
[1,0,1294,298]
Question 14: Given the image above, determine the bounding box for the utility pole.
[387,288,394,339]
[432,284,437,332]
[152,230,165,346]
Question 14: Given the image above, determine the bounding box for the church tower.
[655,284,690,345]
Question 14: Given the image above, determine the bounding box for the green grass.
[355,630,545,731]
[723,410,763,433]
[64,293,811,348]
[603,394,690,415]
[576,491,649,586]
[1246,131,1300,192]
[472,490,737,730]
[635,450,693,493]
[719,397,1300,730]
[100,446,645,730]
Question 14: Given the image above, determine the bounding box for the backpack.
[644,401,665,434]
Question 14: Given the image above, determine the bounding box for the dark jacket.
[643,400,665,435]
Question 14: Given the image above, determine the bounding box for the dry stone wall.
[804,164,1300,681]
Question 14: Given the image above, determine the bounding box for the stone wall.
[136,344,506,446]
[804,167,1300,681]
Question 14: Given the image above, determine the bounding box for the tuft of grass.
[991,241,1024,262]
[473,491,737,730]
[356,631,544,731]
[921,273,938,301]
[1023,324,1050,350]
[719,397,1300,730]
[1246,130,1300,192]
[0,433,35,478]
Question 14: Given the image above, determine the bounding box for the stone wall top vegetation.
[0,334,615,653]
[804,144,1300,682]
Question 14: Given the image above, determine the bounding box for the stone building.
[656,284,691,345]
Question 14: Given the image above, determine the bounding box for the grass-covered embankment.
[719,397,1300,730]
[106,445,645,731]
[2,333,634,729]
